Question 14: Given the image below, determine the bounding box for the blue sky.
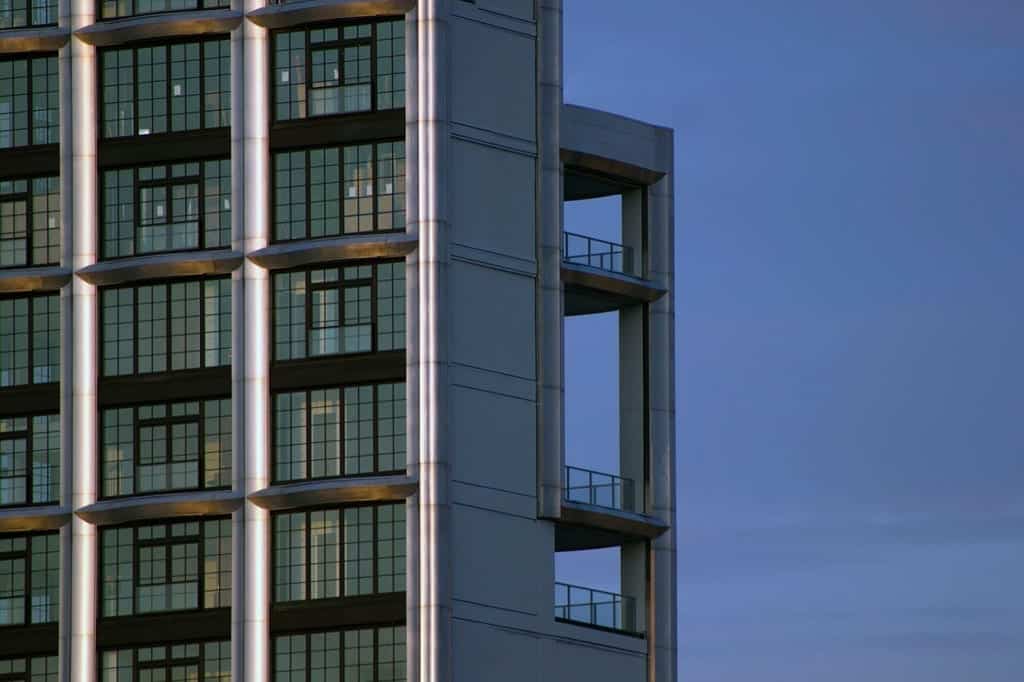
[557,1,1024,679]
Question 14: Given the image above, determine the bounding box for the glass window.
[272,503,404,603]
[273,142,404,241]
[99,0,227,19]
[273,382,405,483]
[0,294,59,389]
[0,655,58,681]
[101,278,231,376]
[0,413,59,507]
[100,518,231,617]
[102,160,230,258]
[101,398,231,498]
[100,641,230,682]
[0,532,59,626]
[0,55,58,150]
[273,262,404,362]
[100,39,230,138]
[0,176,60,269]
[0,0,57,28]
[273,626,405,682]
[272,19,404,122]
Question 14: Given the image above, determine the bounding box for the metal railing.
[562,231,635,277]
[564,465,636,513]
[555,582,638,633]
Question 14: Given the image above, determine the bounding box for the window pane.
[0,295,58,388]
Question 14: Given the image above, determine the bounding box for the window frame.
[0,653,59,681]
[97,639,231,682]
[95,0,228,21]
[0,531,59,628]
[0,412,59,508]
[271,624,406,682]
[0,292,60,390]
[0,174,60,270]
[0,53,59,152]
[0,0,58,29]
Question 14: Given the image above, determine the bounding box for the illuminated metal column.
[536,0,564,520]
[237,1,271,680]
[414,2,451,680]
[69,0,99,676]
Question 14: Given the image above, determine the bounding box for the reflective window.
[0,655,58,681]
[0,294,59,388]
[100,518,231,617]
[0,55,58,150]
[273,626,405,682]
[101,278,231,376]
[0,414,59,507]
[273,382,405,483]
[274,142,405,241]
[100,641,230,682]
[0,0,56,29]
[273,262,404,361]
[101,159,231,258]
[273,20,404,122]
[273,503,405,603]
[100,0,228,20]
[0,532,59,626]
[101,398,231,498]
[0,176,59,269]
[101,39,230,138]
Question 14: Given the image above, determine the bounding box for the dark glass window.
[274,141,405,241]
[0,176,59,269]
[101,39,230,138]
[0,655,58,681]
[273,262,404,361]
[100,0,228,20]
[101,398,231,498]
[0,532,59,626]
[101,159,231,258]
[100,517,231,617]
[0,0,57,29]
[273,382,405,483]
[273,626,405,682]
[0,294,59,389]
[101,278,231,376]
[0,55,58,150]
[101,641,230,682]
[273,503,405,602]
[0,413,59,507]
[273,19,404,122]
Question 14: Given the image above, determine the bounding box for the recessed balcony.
[564,464,635,513]
[563,231,634,277]
[561,230,665,316]
[555,581,639,635]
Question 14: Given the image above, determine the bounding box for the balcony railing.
[563,231,635,277]
[555,582,638,633]
[564,465,636,513]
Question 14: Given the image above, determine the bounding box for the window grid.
[0,294,59,389]
[101,398,231,499]
[100,38,230,139]
[99,640,230,682]
[0,654,58,681]
[273,382,406,484]
[272,626,405,682]
[102,160,231,259]
[102,277,231,376]
[272,503,404,604]
[0,413,59,508]
[100,518,231,618]
[0,532,58,627]
[0,0,57,28]
[0,56,58,150]
[272,19,403,122]
[0,176,59,269]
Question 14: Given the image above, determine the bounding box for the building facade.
[0,0,675,680]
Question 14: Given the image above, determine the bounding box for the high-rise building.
[0,0,675,680]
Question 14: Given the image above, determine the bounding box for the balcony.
[564,465,635,513]
[561,230,664,316]
[555,582,639,634]
[563,231,634,277]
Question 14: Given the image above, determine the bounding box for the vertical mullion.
[371,505,378,594]
[198,521,206,609]
[304,511,311,603]
[305,149,311,241]
[132,285,139,377]
[371,384,378,476]
[198,399,205,490]
[23,538,31,625]
[305,388,312,479]
[26,185,34,267]
[304,270,312,359]
[26,58,33,151]
[25,296,34,388]
[370,23,378,113]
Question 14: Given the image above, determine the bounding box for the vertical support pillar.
[69,0,98,677]
[536,0,564,519]
[414,2,450,681]
[647,148,677,681]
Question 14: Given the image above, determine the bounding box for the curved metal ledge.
[247,0,414,30]
[76,249,242,286]
[0,266,71,293]
[554,501,668,552]
[75,489,242,525]
[0,505,70,532]
[249,475,417,511]
[247,233,417,270]
[0,26,70,54]
[75,8,241,46]
[562,263,666,316]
